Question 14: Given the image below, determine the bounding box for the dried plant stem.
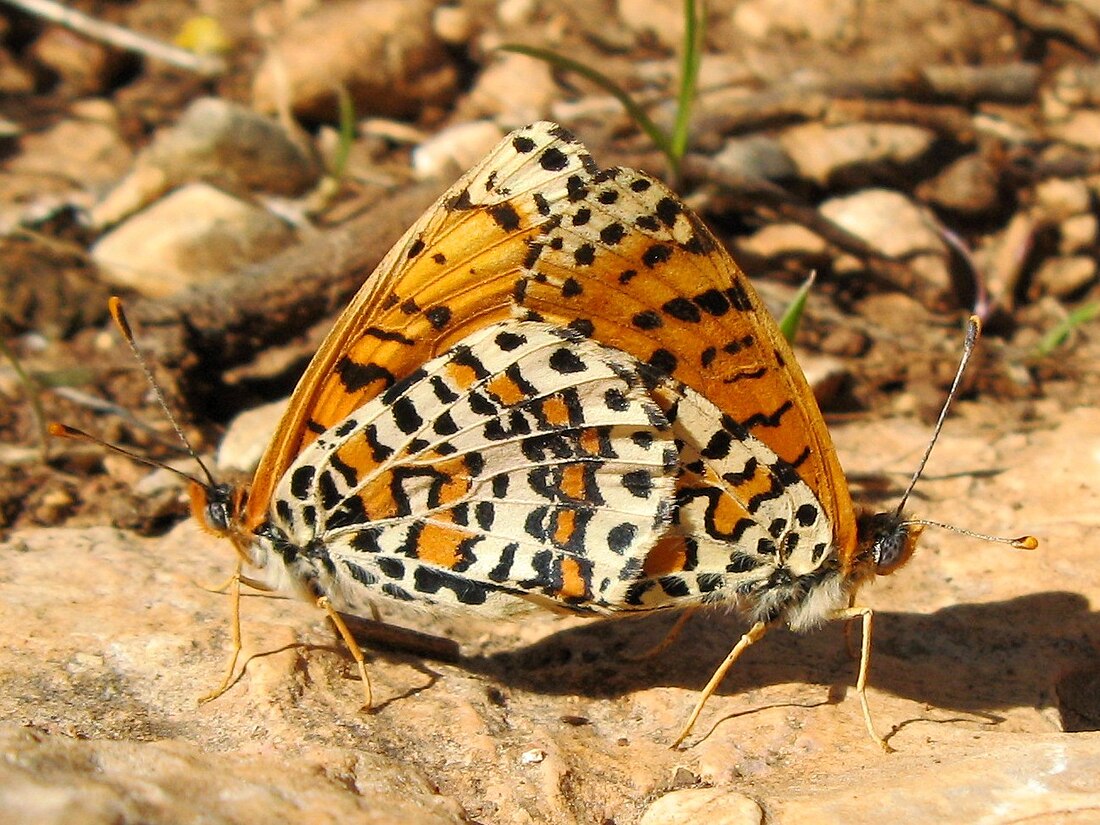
[1,0,226,76]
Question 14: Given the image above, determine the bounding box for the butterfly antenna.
[48,421,208,488]
[893,314,1038,551]
[99,297,218,489]
[893,315,981,517]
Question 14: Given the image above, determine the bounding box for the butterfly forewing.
[246,124,595,530]
[262,321,679,615]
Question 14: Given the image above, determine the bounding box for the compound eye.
[189,481,238,537]
[873,522,925,576]
[205,500,232,533]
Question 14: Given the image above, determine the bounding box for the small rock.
[916,153,1003,217]
[779,122,935,185]
[799,352,848,408]
[9,107,132,189]
[617,0,687,48]
[216,398,287,475]
[1045,63,1100,111]
[520,748,546,765]
[770,737,1100,824]
[640,787,764,825]
[712,135,798,182]
[252,0,458,122]
[92,183,297,298]
[1031,255,1097,300]
[497,0,538,26]
[737,223,828,260]
[433,5,474,44]
[818,325,869,358]
[1032,177,1091,222]
[0,46,35,94]
[819,189,944,258]
[1047,109,1100,151]
[92,97,321,229]
[1059,213,1098,254]
[459,51,558,127]
[412,120,504,180]
[29,25,128,94]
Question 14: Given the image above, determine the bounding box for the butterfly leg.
[671,620,769,748]
[199,560,243,703]
[830,605,893,753]
[625,607,698,662]
[317,596,374,709]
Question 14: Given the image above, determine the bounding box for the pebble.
[712,135,798,182]
[819,189,944,258]
[92,183,297,298]
[640,788,764,825]
[779,122,935,185]
[917,153,1002,217]
[252,0,457,122]
[91,97,321,229]
[1031,255,1097,300]
[412,121,503,180]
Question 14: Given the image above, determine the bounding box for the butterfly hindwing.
[593,380,836,626]
[263,321,679,615]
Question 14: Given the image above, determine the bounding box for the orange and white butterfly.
[87,122,1034,749]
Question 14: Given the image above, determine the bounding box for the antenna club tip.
[1013,535,1039,550]
[47,422,79,438]
[108,297,133,339]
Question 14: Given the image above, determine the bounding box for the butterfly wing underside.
[247,122,855,569]
[263,322,679,614]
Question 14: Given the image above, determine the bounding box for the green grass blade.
[499,43,674,162]
[330,84,356,180]
[778,270,817,343]
[1032,300,1099,358]
[670,0,704,166]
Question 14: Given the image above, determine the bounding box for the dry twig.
[2,0,227,76]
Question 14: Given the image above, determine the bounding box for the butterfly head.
[855,509,926,579]
[187,478,256,562]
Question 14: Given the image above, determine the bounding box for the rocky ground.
[2,1,1099,823]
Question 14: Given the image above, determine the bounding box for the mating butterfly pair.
[115,122,1031,749]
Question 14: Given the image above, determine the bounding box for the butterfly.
[89,121,1034,750]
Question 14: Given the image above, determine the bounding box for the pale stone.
[252,0,457,121]
[640,787,763,825]
[617,0,686,48]
[819,189,944,258]
[1033,177,1091,222]
[712,135,797,182]
[216,398,288,475]
[779,122,935,185]
[1048,109,1100,150]
[433,4,474,44]
[9,111,132,188]
[732,0,859,42]
[92,183,297,298]
[1059,213,1098,254]
[412,120,504,180]
[738,223,828,259]
[1032,255,1097,299]
[460,51,558,128]
[91,97,321,229]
